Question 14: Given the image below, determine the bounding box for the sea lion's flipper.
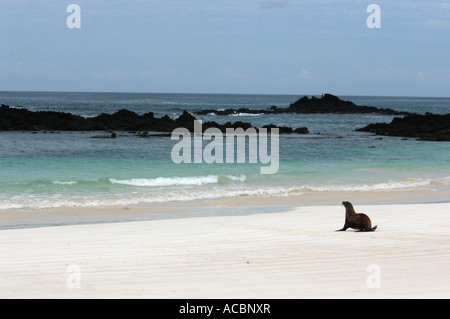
[336,224,348,232]
[357,225,378,232]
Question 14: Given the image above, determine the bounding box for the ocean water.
[0,91,449,210]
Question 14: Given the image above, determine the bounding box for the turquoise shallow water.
[0,92,449,210]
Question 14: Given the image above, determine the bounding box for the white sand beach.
[1,202,449,299]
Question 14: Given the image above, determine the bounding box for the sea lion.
[336,201,377,232]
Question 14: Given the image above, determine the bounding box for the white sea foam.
[303,177,450,192]
[1,176,448,210]
[224,174,247,182]
[0,187,285,210]
[109,175,219,187]
[52,181,78,185]
[108,175,248,187]
[229,113,262,116]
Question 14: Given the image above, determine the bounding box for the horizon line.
[0,90,449,99]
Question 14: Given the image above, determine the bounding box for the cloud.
[416,71,425,80]
[298,69,311,80]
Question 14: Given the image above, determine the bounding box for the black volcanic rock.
[262,124,292,134]
[194,94,411,116]
[0,104,308,135]
[293,127,309,134]
[176,110,197,125]
[356,113,450,141]
[287,94,409,115]
[0,104,88,131]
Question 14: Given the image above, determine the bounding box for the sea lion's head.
[342,201,353,209]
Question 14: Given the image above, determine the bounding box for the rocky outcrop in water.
[0,104,309,134]
[356,113,450,141]
[194,94,411,116]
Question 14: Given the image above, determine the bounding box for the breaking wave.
[1,176,448,210]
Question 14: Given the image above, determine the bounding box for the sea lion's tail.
[370,225,378,232]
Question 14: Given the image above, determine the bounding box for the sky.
[0,0,449,96]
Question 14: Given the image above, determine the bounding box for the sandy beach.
[1,201,449,299]
[2,0,449,303]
